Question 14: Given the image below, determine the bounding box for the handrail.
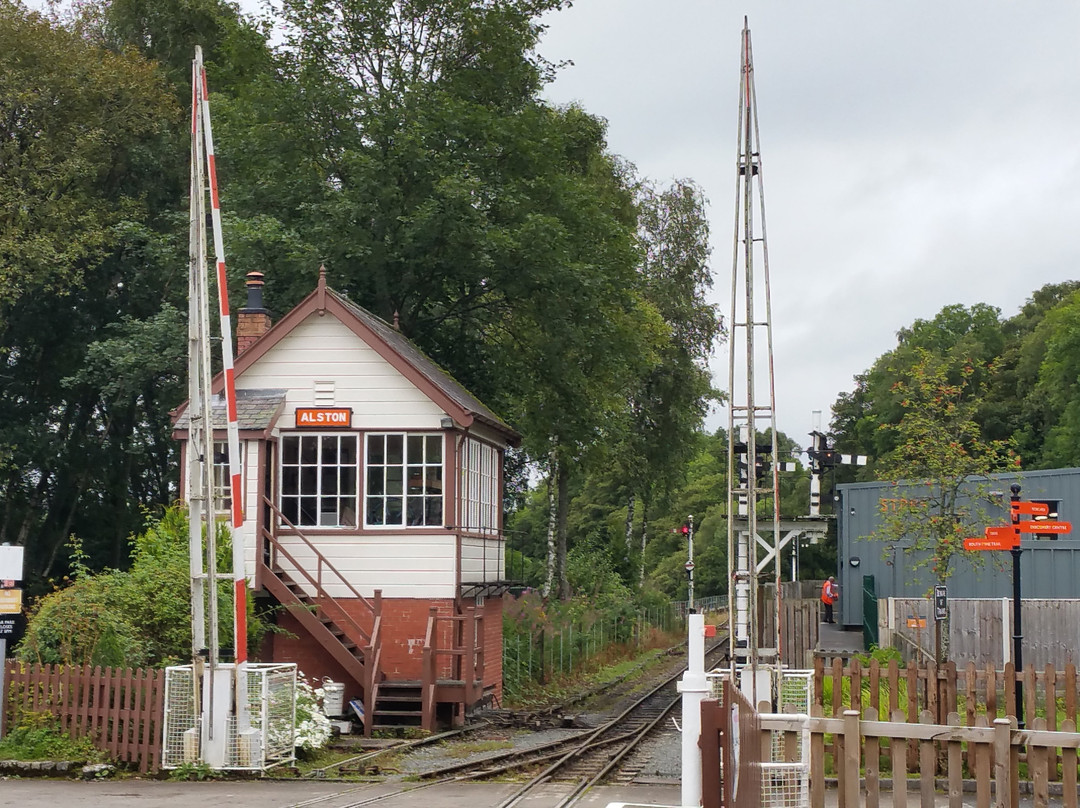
[364,606,382,737]
[421,607,439,730]
[262,495,377,615]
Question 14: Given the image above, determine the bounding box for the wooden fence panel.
[2,661,164,772]
[762,703,1080,807]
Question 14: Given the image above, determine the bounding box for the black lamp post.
[1010,483,1025,729]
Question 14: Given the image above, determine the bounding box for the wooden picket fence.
[814,657,1080,786]
[753,707,1080,808]
[2,661,165,772]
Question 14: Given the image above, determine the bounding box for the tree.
[872,349,1015,606]
[0,4,187,585]
[0,2,176,305]
[621,179,720,582]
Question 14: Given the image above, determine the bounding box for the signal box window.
[213,442,244,515]
[365,433,443,528]
[280,434,358,528]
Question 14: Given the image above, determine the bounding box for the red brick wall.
[482,596,504,700]
[264,597,505,705]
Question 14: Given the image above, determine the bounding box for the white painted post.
[1002,597,1010,666]
[678,614,707,808]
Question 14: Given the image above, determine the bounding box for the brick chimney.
[237,271,271,354]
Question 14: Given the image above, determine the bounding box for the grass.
[503,629,684,710]
[446,739,514,758]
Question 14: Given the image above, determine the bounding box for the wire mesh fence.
[502,602,684,697]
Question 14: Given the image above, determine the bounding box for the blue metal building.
[836,468,1080,628]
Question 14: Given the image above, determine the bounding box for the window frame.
[363,432,445,530]
[212,440,244,517]
[278,432,360,530]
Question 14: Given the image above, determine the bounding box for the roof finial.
[316,264,328,312]
[393,310,400,331]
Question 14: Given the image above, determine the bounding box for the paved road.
[0,778,1062,807]
[0,780,684,808]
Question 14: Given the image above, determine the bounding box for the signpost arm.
[1010,484,1024,730]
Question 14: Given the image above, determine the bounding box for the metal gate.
[862,575,879,649]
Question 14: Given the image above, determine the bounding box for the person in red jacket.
[821,576,838,624]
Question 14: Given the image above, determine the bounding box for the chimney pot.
[237,271,272,353]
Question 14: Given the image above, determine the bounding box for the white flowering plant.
[294,673,333,755]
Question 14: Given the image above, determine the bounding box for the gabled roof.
[176,270,520,444]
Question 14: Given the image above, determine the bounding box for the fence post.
[811,704,826,808]
[993,717,1011,808]
[843,709,860,808]
[700,699,721,808]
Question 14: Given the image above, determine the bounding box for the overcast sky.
[536,1,1080,448]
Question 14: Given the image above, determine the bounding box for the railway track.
[488,636,727,808]
[283,625,728,808]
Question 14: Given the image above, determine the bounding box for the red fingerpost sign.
[1018,521,1072,534]
[964,536,1013,551]
[1011,502,1050,516]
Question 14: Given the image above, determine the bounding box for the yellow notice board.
[0,588,22,614]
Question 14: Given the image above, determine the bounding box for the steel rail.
[492,635,728,808]
[308,627,728,808]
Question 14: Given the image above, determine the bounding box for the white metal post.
[678,614,707,808]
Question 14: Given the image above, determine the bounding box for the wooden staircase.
[259,497,384,735]
[258,497,489,734]
[372,681,425,729]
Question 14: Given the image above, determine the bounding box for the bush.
[0,712,104,762]
[294,674,332,755]
[17,505,270,667]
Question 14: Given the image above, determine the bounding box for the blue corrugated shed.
[836,468,1080,627]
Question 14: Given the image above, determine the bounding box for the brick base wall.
[265,596,503,706]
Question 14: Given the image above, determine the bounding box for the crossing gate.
[162,663,297,770]
[705,668,813,808]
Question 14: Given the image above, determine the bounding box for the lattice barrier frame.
[162,663,296,770]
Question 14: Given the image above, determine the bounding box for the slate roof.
[332,290,518,438]
[173,388,287,432]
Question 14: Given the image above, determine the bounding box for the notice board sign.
[934,585,947,621]
[0,615,16,638]
[0,588,22,615]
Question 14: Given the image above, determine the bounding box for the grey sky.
[537,1,1080,448]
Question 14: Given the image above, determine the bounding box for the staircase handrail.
[263,496,377,613]
[421,607,439,730]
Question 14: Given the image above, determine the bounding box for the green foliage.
[0,712,104,762]
[17,505,268,666]
[872,349,1016,586]
[831,283,1080,476]
[168,761,223,781]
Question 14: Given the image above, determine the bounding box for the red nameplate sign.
[296,408,352,427]
[1011,502,1050,516]
[1018,520,1072,534]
